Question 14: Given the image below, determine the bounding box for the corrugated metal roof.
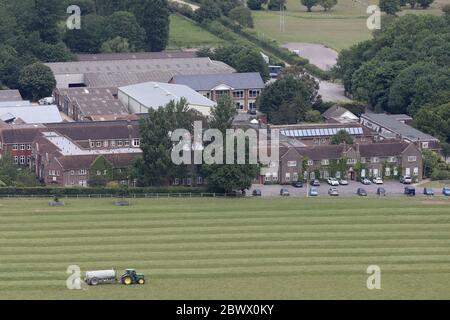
[362,113,438,141]
[119,82,216,109]
[0,105,63,124]
[46,57,234,75]
[0,90,23,102]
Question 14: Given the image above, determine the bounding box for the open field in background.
[0,197,449,300]
[252,0,449,51]
[168,15,225,49]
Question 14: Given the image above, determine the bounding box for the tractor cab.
[121,269,146,285]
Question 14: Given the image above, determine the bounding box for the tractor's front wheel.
[138,278,145,285]
[122,277,132,285]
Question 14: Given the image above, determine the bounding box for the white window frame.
[287,161,297,167]
[408,156,417,162]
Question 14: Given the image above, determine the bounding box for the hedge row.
[0,186,208,196]
[218,17,331,80]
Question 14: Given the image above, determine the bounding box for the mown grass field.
[168,15,225,49]
[0,197,449,300]
[252,0,449,51]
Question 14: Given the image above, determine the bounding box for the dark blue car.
[443,187,450,196]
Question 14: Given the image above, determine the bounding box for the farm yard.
[0,197,449,300]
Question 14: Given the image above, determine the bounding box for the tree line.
[0,0,171,100]
[334,13,450,156]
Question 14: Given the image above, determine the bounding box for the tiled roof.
[295,145,345,160]
[358,142,410,157]
[171,73,265,91]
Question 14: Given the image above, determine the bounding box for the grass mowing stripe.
[2,229,450,243]
[2,222,450,233]
[2,263,450,279]
[1,245,449,257]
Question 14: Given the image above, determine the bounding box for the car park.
[423,188,434,196]
[327,178,339,186]
[280,188,290,197]
[292,181,303,188]
[357,188,367,196]
[377,187,386,196]
[400,176,412,184]
[252,189,262,197]
[361,178,371,185]
[373,177,383,185]
[328,188,339,196]
[338,179,349,186]
[443,187,450,196]
[310,179,321,186]
[309,187,319,196]
[404,186,416,196]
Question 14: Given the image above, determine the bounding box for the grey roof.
[172,73,265,91]
[56,87,118,98]
[76,51,197,61]
[45,57,234,75]
[361,113,438,142]
[0,90,23,102]
[119,82,216,109]
[0,105,63,124]
[74,99,129,117]
[0,101,32,108]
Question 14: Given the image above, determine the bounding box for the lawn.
[251,0,449,51]
[0,197,449,300]
[168,15,225,49]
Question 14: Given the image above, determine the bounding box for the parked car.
[443,187,450,196]
[310,179,321,186]
[280,188,290,197]
[400,176,412,184]
[377,187,386,196]
[328,188,339,196]
[252,189,262,197]
[338,179,349,186]
[38,97,55,105]
[357,188,368,196]
[292,181,303,188]
[373,177,383,185]
[404,186,416,196]
[327,178,339,186]
[361,178,371,185]
[423,188,434,196]
[309,187,319,196]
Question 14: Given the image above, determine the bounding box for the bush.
[431,169,450,181]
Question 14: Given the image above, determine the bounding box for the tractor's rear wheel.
[122,277,132,285]
[138,278,145,285]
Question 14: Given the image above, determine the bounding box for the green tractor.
[120,269,145,285]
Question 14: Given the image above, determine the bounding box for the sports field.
[252,0,449,51]
[0,197,449,300]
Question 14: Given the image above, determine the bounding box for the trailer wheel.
[90,278,99,286]
[138,278,145,285]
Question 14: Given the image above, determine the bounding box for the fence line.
[0,193,247,199]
